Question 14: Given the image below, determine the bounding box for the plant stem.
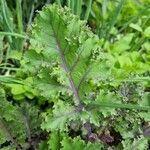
[50,22,82,106]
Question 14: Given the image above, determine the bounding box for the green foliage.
[91,0,150,38]
[7,77,37,101]
[0,0,150,149]
[0,87,43,149]
[60,135,103,150]
[48,132,103,150]
[0,88,26,148]
[20,4,150,149]
[48,132,62,150]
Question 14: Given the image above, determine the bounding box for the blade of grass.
[101,0,125,40]
[84,0,92,20]
[0,32,28,39]
[102,0,107,18]
[0,0,13,33]
[0,76,23,84]
[106,0,124,34]
[76,0,82,16]
[16,0,24,51]
[94,77,150,83]
[27,4,35,28]
[0,63,15,67]
[16,0,23,34]
[110,77,150,83]
[70,0,75,14]
[130,17,150,51]
[0,0,13,45]
[89,102,150,111]
[0,67,20,71]
[122,77,150,82]
[119,5,150,33]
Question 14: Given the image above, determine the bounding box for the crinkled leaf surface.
[21,4,150,149]
[22,5,103,104]
[22,5,108,131]
[0,88,26,148]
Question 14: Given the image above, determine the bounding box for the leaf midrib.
[50,19,81,106]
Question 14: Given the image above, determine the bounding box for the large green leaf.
[22,4,150,136]
[23,5,104,106]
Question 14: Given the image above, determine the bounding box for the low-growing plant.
[0,3,150,150]
[0,88,43,149]
[20,4,150,149]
